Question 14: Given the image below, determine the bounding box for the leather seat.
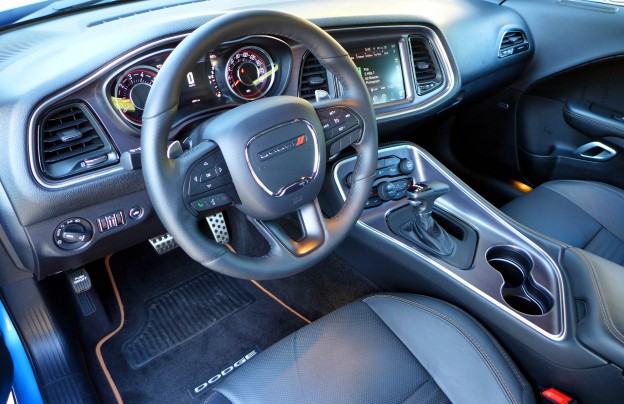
[206,294,534,404]
[502,180,624,265]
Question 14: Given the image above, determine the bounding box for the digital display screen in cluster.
[349,43,406,105]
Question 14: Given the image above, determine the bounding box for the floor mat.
[97,244,306,403]
[79,242,380,403]
[122,272,254,369]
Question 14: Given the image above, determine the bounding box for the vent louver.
[38,103,117,180]
[409,36,443,95]
[299,52,329,101]
[498,30,529,58]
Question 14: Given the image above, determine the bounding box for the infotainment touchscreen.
[349,43,405,105]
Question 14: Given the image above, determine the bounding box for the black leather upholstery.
[563,248,624,369]
[206,294,534,404]
[564,100,624,139]
[502,180,624,265]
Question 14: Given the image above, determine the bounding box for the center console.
[328,142,624,402]
[332,143,565,338]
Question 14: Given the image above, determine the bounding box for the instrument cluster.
[106,36,292,131]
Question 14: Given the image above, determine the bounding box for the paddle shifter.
[402,181,454,256]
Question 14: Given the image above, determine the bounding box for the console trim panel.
[333,143,566,340]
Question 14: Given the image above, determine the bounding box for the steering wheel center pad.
[199,96,325,220]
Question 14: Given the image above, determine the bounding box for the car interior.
[0,0,623,403]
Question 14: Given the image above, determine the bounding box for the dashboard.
[0,0,533,278]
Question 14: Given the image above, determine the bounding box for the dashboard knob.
[54,218,93,250]
[399,158,415,175]
[378,181,397,201]
[61,223,88,243]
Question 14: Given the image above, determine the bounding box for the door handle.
[574,141,617,161]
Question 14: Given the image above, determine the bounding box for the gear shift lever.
[401,181,454,256]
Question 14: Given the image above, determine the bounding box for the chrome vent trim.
[409,36,443,95]
[38,102,118,180]
[299,52,329,101]
[498,30,529,58]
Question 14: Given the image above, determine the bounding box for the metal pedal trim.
[149,233,179,254]
[206,212,230,244]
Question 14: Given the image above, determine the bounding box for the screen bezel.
[347,43,407,106]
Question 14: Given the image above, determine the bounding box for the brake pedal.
[206,212,230,244]
[149,233,179,254]
[66,268,96,316]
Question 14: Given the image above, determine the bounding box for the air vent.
[38,103,118,180]
[409,36,443,95]
[498,30,529,58]
[299,52,329,101]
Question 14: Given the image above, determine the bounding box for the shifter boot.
[400,211,455,256]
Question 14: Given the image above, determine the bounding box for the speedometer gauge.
[225,46,277,101]
[112,66,158,125]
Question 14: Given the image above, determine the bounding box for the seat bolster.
[211,294,534,404]
[543,181,624,242]
[363,294,534,404]
[563,248,624,369]
[502,182,601,247]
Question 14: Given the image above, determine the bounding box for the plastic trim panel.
[333,144,566,340]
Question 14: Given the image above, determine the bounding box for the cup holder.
[486,246,553,316]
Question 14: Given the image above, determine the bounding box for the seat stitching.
[403,378,440,403]
[582,227,609,254]
[543,183,624,242]
[363,295,518,404]
[360,301,451,402]
[203,390,219,404]
[577,251,624,344]
[473,322,526,388]
[564,107,624,135]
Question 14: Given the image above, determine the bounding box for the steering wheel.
[141,10,377,280]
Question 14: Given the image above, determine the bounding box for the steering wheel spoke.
[170,141,238,216]
[258,198,327,257]
[314,101,363,157]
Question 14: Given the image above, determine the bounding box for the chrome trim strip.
[333,144,566,341]
[498,29,531,59]
[224,45,276,101]
[29,24,457,189]
[28,34,189,189]
[102,49,175,132]
[327,25,459,122]
[244,119,320,197]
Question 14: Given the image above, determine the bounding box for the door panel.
[457,0,624,187]
[517,56,624,187]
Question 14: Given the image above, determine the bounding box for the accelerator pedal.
[149,212,229,254]
[66,268,96,316]
[206,212,230,244]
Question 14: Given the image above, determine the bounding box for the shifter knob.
[406,181,450,214]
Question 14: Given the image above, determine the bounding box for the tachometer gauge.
[225,46,277,101]
[112,66,158,126]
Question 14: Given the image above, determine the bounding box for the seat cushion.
[502,180,624,265]
[206,294,534,404]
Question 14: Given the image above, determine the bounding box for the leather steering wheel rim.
[141,9,377,280]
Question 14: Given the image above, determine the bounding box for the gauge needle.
[252,64,279,86]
